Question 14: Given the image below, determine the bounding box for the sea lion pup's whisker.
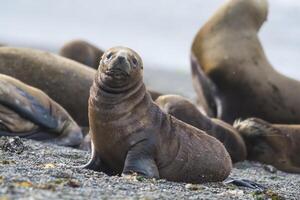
[84,46,232,183]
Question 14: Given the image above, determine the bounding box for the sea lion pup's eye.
[132,57,138,67]
[106,52,113,60]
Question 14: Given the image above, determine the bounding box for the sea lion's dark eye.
[106,52,113,60]
[132,57,138,67]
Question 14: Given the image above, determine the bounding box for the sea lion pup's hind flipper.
[0,81,57,129]
[122,140,159,179]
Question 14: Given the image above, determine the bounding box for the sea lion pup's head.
[234,118,289,163]
[97,46,143,91]
[59,39,104,69]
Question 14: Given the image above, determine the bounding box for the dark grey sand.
[1,137,299,200]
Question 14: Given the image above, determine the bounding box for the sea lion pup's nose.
[109,55,131,75]
[117,55,126,63]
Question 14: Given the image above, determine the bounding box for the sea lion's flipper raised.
[191,53,218,117]
[0,80,58,129]
[122,140,159,179]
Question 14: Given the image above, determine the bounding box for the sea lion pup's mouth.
[98,46,143,90]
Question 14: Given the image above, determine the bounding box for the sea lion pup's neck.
[89,73,151,121]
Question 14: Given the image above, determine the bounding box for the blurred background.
[1,0,299,96]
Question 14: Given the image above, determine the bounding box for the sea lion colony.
[1,0,300,183]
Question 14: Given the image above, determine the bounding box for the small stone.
[263,165,277,173]
[185,183,202,191]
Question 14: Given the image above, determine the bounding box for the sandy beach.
[1,137,299,200]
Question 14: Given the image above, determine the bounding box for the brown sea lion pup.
[155,94,247,163]
[191,0,300,124]
[0,74,83,147]
[59,40,104,69]
[234,118,300,173]
[0,47,161,126]
[84,46,232,183]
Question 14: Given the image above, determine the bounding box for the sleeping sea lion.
[0,74,82,147]
[191,0,300,124]
[84,46,232,183]
[155,94,247,163]
[234,118,300,173]
[59,39,104,69]
[0,47,162,126]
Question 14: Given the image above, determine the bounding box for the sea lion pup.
[84,46,232,183]
[234,118,300,173]
[155,95,247,163]
[0,74,83,147]
[0,47,161,126]
[59,39,104,69]
[191,0,300,124]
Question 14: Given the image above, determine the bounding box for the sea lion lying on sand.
[59,39,104,69]
[0,74,82,147]
[84,46,232,183]
[191,0,300,124]
[235,118,300,173]
[155,94,247,163]
[0,47,162,126]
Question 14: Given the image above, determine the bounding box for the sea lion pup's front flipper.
[0,75,83,147]
[122,140,159,179]
[81,142,115,175]
[234,118,300,173]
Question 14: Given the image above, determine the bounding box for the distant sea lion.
[191,0,300,124]
[0,74,82,147]
[155,94,247,163]
[84,46,232,183]
[234,118,300,173]
[59,40,104,69]
[0,47,162,126]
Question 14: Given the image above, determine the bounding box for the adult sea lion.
[84,46,232,183]
[234,118,300,173]
[155,94,247,163]
[191,0,300,124]
[59,39,104,70]
[0,74,83,147]
[0,47,161,126]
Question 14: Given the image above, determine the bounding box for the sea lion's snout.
[98,46,143,89]
[107,55,131,77]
